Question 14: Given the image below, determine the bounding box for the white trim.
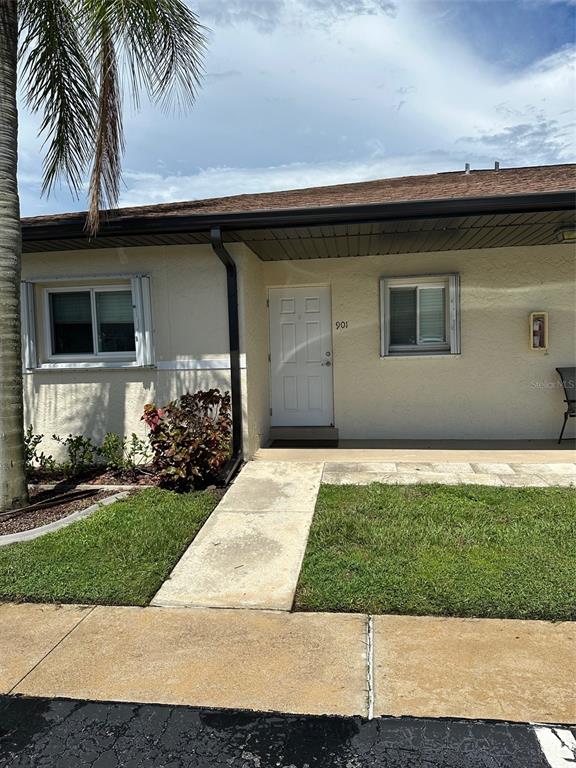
[131,275,155,366]
[26,273,141,283]
[25,356,247,374]
[20,282,37,370]
[380,273,460,357]
[28,361,144,372]
[44,283,137,362]
[449,273,461,354]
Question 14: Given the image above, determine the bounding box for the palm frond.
[90,0,207,114]
[20,0,206,235]
[19,0,97,196]
[86,16,123,235]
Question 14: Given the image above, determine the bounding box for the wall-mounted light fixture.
[529,311,548,351]
[556,227,576,243]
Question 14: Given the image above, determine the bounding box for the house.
[20,163,576,459]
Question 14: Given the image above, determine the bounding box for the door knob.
[322,361,332,367]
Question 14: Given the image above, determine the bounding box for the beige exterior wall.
[237,246,270,455]
[22,240,576,457]
[258,244,576,440]
[22,243,239,457]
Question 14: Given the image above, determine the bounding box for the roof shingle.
[23,163,576,225]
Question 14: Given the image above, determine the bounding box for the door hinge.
[268,353,271,362]
[266,298,269,307]
[270,408,273,416]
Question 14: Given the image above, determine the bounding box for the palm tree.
[0,0,205,511]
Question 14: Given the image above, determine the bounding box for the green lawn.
[295,483,576,620]
[0,488,218,606]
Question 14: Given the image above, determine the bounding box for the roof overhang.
[21,190,576,258]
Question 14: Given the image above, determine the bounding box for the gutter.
[210,226,243,481]
[21,191,576,244]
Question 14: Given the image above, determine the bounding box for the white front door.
[269,286,334,427]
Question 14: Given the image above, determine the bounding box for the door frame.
[267,284,335,427]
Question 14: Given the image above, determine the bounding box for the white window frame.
[380,273,461,357]
[20,274,155,370]
[45,284,136,362]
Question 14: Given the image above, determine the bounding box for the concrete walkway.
[1,602,574,724]
[153,457,575,611]
[321,459,576,486]
[152,462,324,610]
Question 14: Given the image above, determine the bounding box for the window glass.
[95,291,135,353]
[50,292,93,354]
[418,286,445,343]
[389,287,417,345]
[381,274,459,356]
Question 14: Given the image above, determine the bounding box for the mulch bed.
[0,489,116,536]
[27,467,159,486]
[82,470,158,485]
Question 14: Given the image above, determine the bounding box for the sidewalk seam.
[8,605,97,695]
[366,614,374,720]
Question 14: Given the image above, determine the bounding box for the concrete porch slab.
[322,471,421,485]
[373,615,576,725]
[472,462,517,474]
[14,606,368,717]
[539,474,576,487]
[499,475,550,487]
[512,462,576,475]
[255,443,576,464]
[152,509,314,610]
[0,603,93,693]
[217,461,324,513]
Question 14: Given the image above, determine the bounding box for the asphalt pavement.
[1,695,571,767]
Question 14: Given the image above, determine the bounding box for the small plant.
[52,433,101,478]
[124,433,152,471]
[100,432,125,472]
[142,389,232,491]
[100,432,152,474]
[24,425,56,474]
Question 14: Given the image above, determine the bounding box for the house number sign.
[335,321,348,330]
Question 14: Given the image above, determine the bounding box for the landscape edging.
[0,491,131,547]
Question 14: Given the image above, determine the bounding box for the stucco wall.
[259,244,576,440]
[22,243,239,456]
[237,246,270,455]
[22,240,576,455]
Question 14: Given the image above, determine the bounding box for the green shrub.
[100,432,125,472]
[142,389,231,491]
[52,433,100,477]
[100,432,151,473]
[24,425,56,473]
[124,433,152,471]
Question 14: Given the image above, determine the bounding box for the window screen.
[95,291,135,353]
[50,292,93,355]
[418,286,445,343]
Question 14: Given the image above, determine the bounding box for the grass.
[0,488,218,606]
[294,483,576,621]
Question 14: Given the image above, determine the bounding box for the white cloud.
[17,0,576,216]
[195,0,396,32]
[117,152,472,208]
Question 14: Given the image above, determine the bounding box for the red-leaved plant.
[142,389,232,491]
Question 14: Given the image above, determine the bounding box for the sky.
[18,0,576,217]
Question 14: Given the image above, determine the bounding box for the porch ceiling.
[21,190,575,257]
[235,210,572,260]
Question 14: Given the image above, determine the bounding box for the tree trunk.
[0,0,28,511]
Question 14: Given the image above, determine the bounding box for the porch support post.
[210,226,243,464]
